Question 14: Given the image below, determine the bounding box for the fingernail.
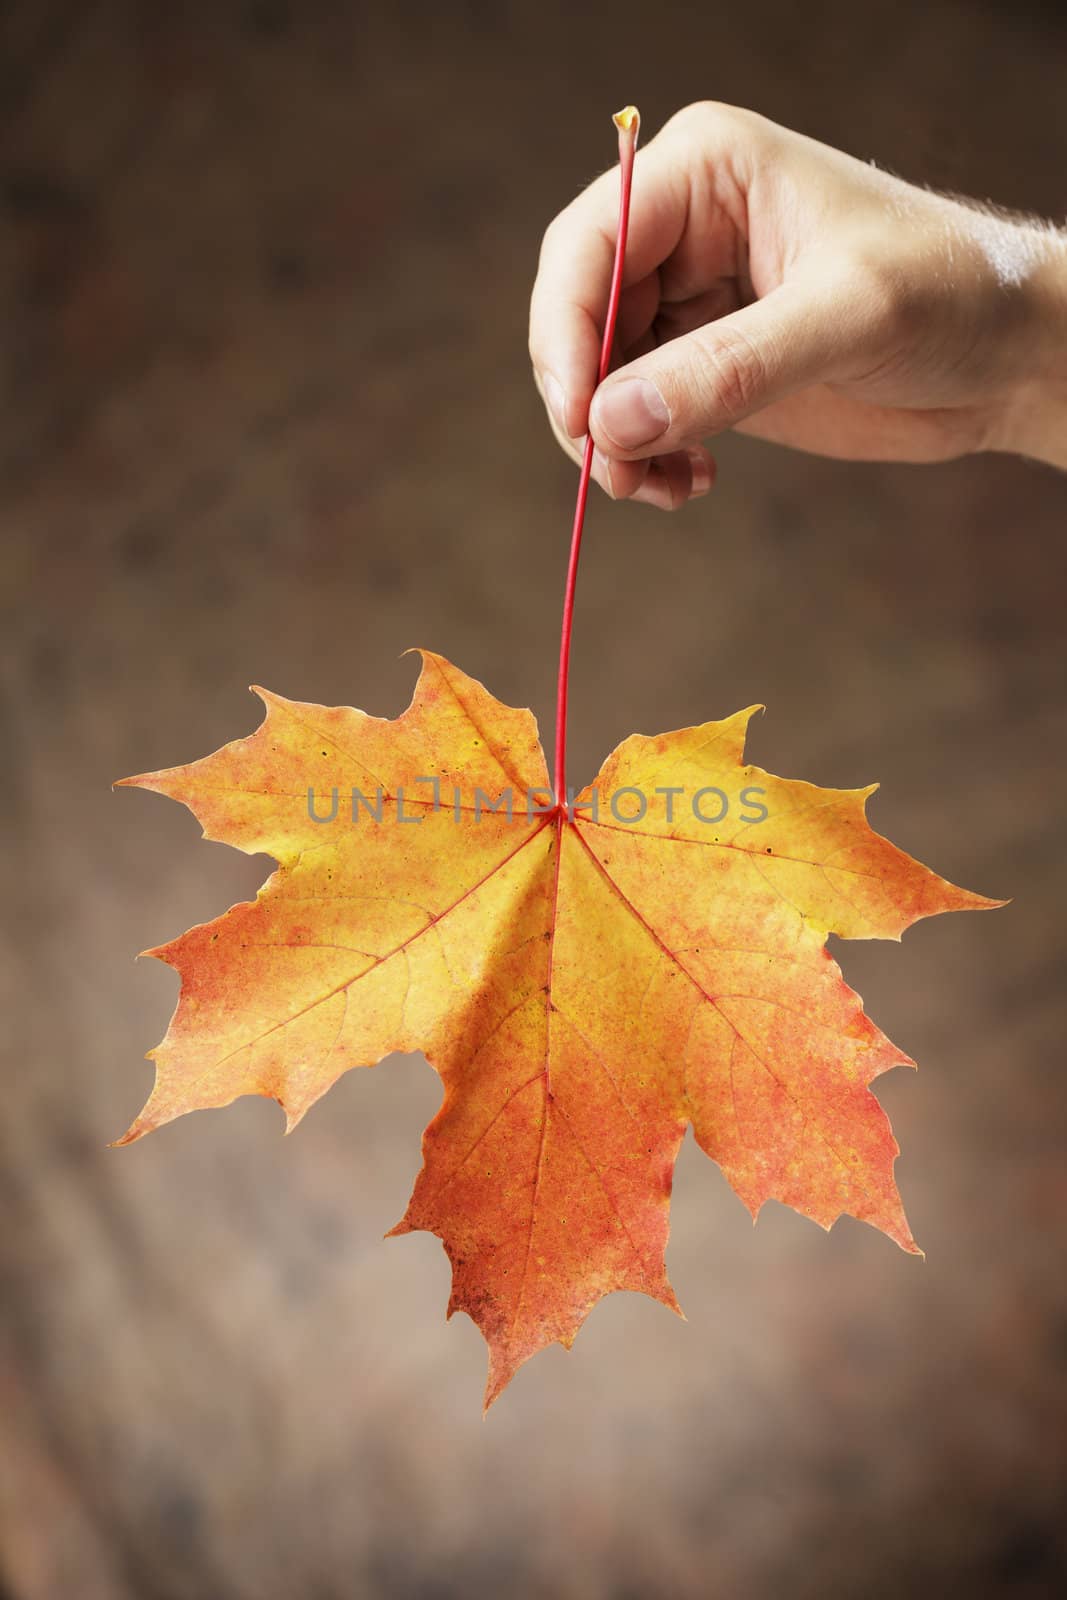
[593,447,616,498]
[543,372,568,435]
[592,377,670,450]
[631,481,673,511]
[687,450,712,497]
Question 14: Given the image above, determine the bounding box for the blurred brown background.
[2,2,1065,1596]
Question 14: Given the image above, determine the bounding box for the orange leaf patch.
[117,652,1001,1407]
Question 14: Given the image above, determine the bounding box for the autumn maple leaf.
[116,650,999,1406]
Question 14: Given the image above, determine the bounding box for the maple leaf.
[116,651,1000,1406]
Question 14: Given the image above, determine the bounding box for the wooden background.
[2,2,1065,1595]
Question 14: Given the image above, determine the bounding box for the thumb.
[588,275,867,459]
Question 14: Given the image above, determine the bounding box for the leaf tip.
[110,1116,151,1147]
[876,1202,922,1257]
[138,944,172,966]
[733,704,766,756]
[482,1371,509,1415]
[400,645,440,675]
[890,1221,924,1258]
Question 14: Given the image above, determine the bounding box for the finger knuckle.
[537,211,567,266]
[663,99,765,147]
[852,252,928,343]
[697,325,768,422]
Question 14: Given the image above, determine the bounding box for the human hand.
[529,102,1067,509]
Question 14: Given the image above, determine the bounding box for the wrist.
[986,227,1067,468]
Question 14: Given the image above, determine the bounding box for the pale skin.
[529,102,1067,509]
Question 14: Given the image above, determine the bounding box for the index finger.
[529,126,692,439]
